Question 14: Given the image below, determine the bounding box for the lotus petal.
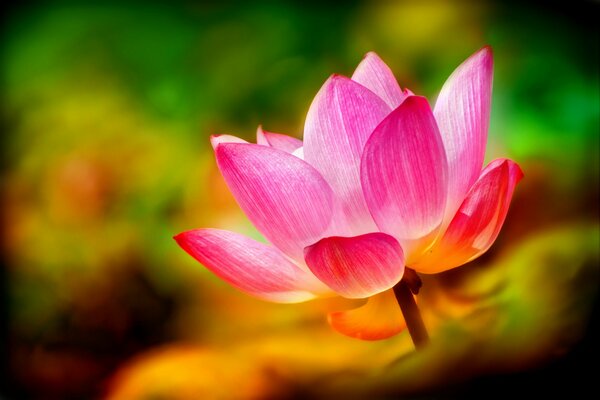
[256,126,303,154]
[215,143,334,262]
[304,233,404,299]
[412,158,523,273]
[361,96,448,257]
[174,229,330,302]
[328,289,406,340]
[434,46,494,222]
[304,75,392,235]
[351,52,409,109]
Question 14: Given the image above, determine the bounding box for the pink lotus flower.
[175,46,523,341]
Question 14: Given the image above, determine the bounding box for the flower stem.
[393,268,429,349]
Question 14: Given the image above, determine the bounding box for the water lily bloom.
[175,46,523,341]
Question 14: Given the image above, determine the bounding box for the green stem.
[393,269,429,349]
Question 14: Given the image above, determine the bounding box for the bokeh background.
[1,0,598,398]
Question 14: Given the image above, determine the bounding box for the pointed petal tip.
[214,140,252,158]
[507,159,524,181]
[327,73,351,85]
[174,229,198,244]
[326,73,339,83]
[209,135,220,150]
[255,125,303,153]
[322,73,375,95]
[400,94,429,108]
[213,140,228,156]
[449,46,493,79]
[351,51,408,108]
[481,44,493,57]
[472,45,494,68]
[489,158,524,182]
[362,51,382,61]
[173,229,201,248]
[385,94,434,122]
[314,74,347,97]
[210,134,247,150]
[255,125,268,145]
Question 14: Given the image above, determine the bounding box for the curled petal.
[328,289,406,340]
[412,159,523,274]
[304,75,391,235]
[304,233,404,299]
[210,134,248,150]
[434,46,494,221]
[361,96,448,257]
[215,143,334,261]
[174,229,330,303]
[256,126,303,154]
[351,52,409,108]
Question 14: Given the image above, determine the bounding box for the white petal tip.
[210,134,247,150]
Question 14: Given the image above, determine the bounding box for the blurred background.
[1,0,598,398]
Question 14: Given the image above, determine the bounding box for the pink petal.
[256,126,303,154]
[434,46,494,221]
[361,96,448,257]
[351,52,409,109]
[304,75,392,235]
[210,134,248,150]
[455,158,523,253]
[174,229,330,303]
[328,289,406,340]
[303,233,404,299]
[215,143,334,261]
[412,158,523,274]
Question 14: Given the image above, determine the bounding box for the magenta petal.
[434,46,494,221]
[304,233,404,299]
[304,75,391,234]
[256,126,303,154]
[216,143,334,261]
[175,229,329,302]
[351,52,409,109]
[361,96,448,255]
[412,158,523,273]
[448,158,523,254]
